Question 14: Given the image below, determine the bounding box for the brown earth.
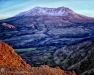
[2,23,15,28]
[0,41,77,75]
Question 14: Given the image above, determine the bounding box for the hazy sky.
[0,0,94,19]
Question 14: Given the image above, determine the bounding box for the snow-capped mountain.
[17,6,75,16]
[14,6,94,23]
[0,6,94,48]
[0,6,94,75]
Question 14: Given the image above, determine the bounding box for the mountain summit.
[0,6,94,75]
[17,6,75,16]
[15,6,94,23]
[0,6,94,48]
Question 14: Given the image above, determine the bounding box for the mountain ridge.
[1,6,94,24]
[0,6,94,48]
[0,6,94,75]
[15,6,94,23]
[0,41,77,75]
[16,6,75,16]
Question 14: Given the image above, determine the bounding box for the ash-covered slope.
[16,6,94,23]
[54,41,94,75]
[0,42,76,75]
[0,6,94,75]
[0,6,94,48]
[20,41,94,75]
[17,6,74,16]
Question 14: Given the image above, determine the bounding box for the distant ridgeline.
[0,6,94,75]
[0,6,94,48]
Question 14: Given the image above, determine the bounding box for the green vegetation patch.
[15,48,36,52]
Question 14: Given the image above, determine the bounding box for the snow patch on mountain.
[17,6,75,16]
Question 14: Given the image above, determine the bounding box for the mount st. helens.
[0,6,94,75]
[0,6,94,48]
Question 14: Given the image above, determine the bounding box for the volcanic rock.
[0,7,94,48]
[0,41,30,68]
[0,41,76,75]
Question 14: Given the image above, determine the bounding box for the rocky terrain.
[54,41,94,75]
[0,41,76,75]
[19,41,94,75]
[0,41,31,75]
[0,7,94,48]
[0,6,94,75]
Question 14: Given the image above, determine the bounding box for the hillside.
[0,6,94,75]
[20,41,94,75]
[0,7,94,48]
[0,41,76,75]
